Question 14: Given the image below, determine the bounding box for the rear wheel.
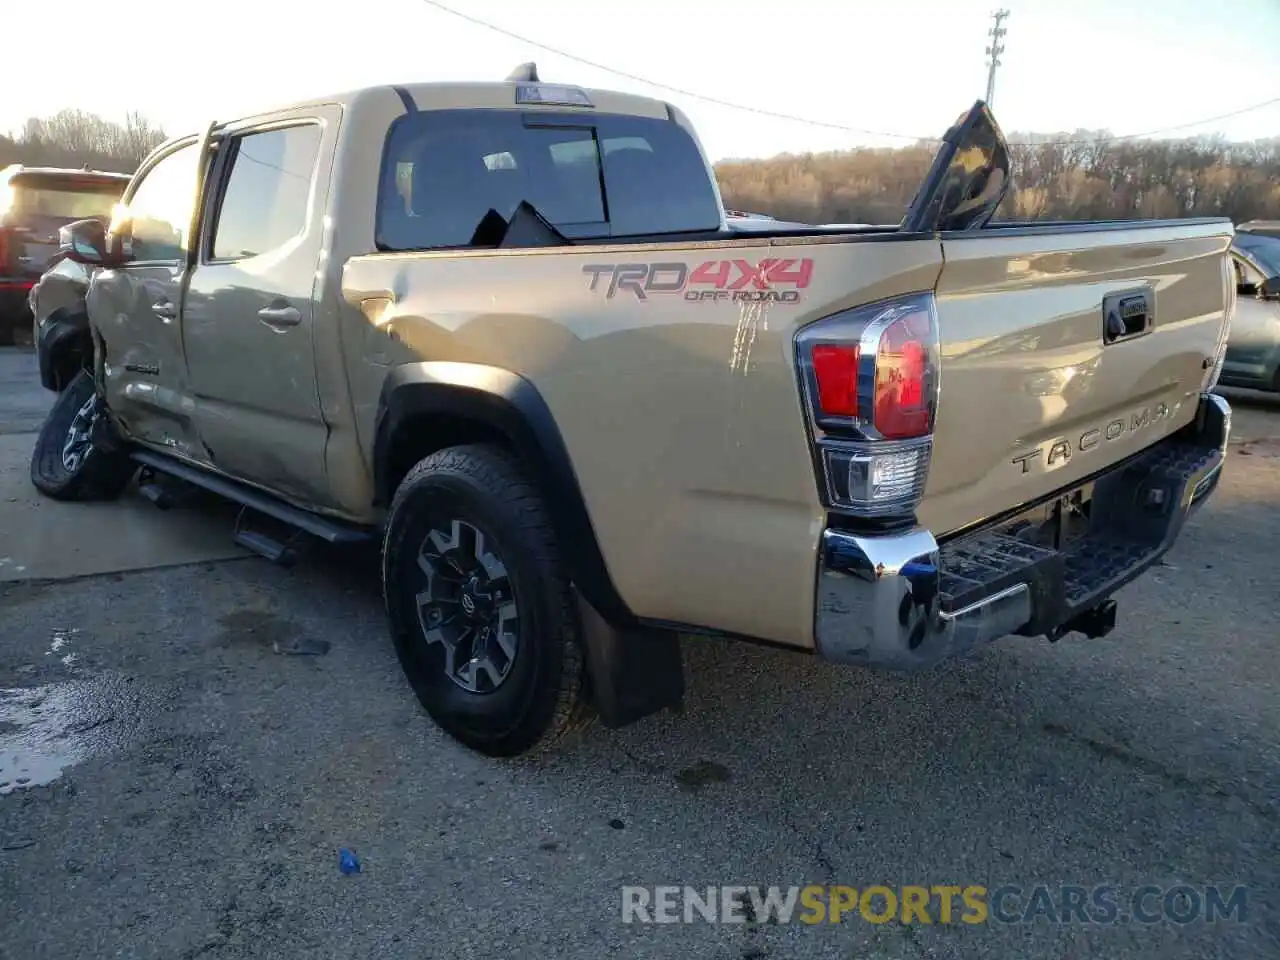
[30,369,135,501]
[382,444,591,757]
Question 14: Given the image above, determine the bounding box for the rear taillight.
[874,311,932,439]
[811,344,860,416]
[796,293,939,518]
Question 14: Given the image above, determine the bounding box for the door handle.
[151,300,178,320]
[257,305,301,329]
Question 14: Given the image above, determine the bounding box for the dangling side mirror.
[58,219,111,267]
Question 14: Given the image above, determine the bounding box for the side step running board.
[137,477,175,509]
[233,519,299,568]
[130,450,373,546]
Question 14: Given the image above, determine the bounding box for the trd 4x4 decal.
[583,258,814,303]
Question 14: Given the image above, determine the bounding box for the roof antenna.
[506,62,539,82]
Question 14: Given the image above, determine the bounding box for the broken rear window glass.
[377,109,722,250]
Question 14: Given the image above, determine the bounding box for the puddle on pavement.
[0,673,141,796]
[45,627,80,667]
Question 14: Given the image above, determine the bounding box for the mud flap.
[576,594,684,728]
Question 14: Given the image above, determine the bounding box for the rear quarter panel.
[342,235,943,647]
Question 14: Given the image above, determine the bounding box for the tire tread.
[383,444,592,755]
[30,370,134,502]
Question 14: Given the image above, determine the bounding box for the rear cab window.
[376,109,722,251]
[2,174,125,224]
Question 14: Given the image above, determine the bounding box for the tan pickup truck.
[30,67,1235,756]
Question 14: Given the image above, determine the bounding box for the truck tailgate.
[920,220,1234,537]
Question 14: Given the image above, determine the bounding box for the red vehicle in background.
[0,165,130,345]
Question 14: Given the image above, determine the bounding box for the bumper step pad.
[937,438,1222,640]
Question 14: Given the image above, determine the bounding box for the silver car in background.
[1223,226,1280,393]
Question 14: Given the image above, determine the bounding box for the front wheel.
[382,444,592,757]
[30,369,136,501]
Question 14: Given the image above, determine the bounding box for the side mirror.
[58,218,115,267]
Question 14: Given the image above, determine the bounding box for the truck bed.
[341,216,1233,648]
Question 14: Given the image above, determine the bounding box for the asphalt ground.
[1,344,1277,959]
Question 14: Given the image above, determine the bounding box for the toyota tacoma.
[30,67,1235,756]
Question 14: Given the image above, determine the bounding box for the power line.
[416,0,1280,148]
[1024,98,1280,147]
[415,0,936,142]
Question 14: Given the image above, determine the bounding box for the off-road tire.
[30,369,135,501]
[382,444,592,757]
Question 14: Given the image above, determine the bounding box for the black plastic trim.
[36,305,91,392]
[390,86,417,114]
[131,450,373,544]
[374,361,636,627]
[580,600,684,728]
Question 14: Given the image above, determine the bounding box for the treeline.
[6,108,1278,225]
[1,110,166,174]
[714,132,1280,225]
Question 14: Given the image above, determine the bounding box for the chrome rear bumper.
[814,393,1231,670]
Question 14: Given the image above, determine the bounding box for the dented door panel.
[181,108,338,506]
[93,137,207,461]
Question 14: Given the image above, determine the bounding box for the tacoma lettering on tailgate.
[583,258,814,303]
[1010,400,1178,475]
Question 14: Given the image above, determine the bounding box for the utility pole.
[985,9,1010,108]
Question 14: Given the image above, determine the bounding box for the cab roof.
[150,70,680,161]
[255,80,672,124]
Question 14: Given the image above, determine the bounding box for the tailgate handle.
[1102,290,1153,344]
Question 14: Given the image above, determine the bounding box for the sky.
[4,0,1278,161]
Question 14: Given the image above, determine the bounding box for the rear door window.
[210,124,323,261]
[377,109,721,251]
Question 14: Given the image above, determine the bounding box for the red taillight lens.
[873,311,933,439]
[811,343,860,417]
[796,293,938,518]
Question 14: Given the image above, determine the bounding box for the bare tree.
[3,109,166,173]
[717,134,1280,224]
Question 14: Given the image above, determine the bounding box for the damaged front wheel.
[30,369,135,501]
